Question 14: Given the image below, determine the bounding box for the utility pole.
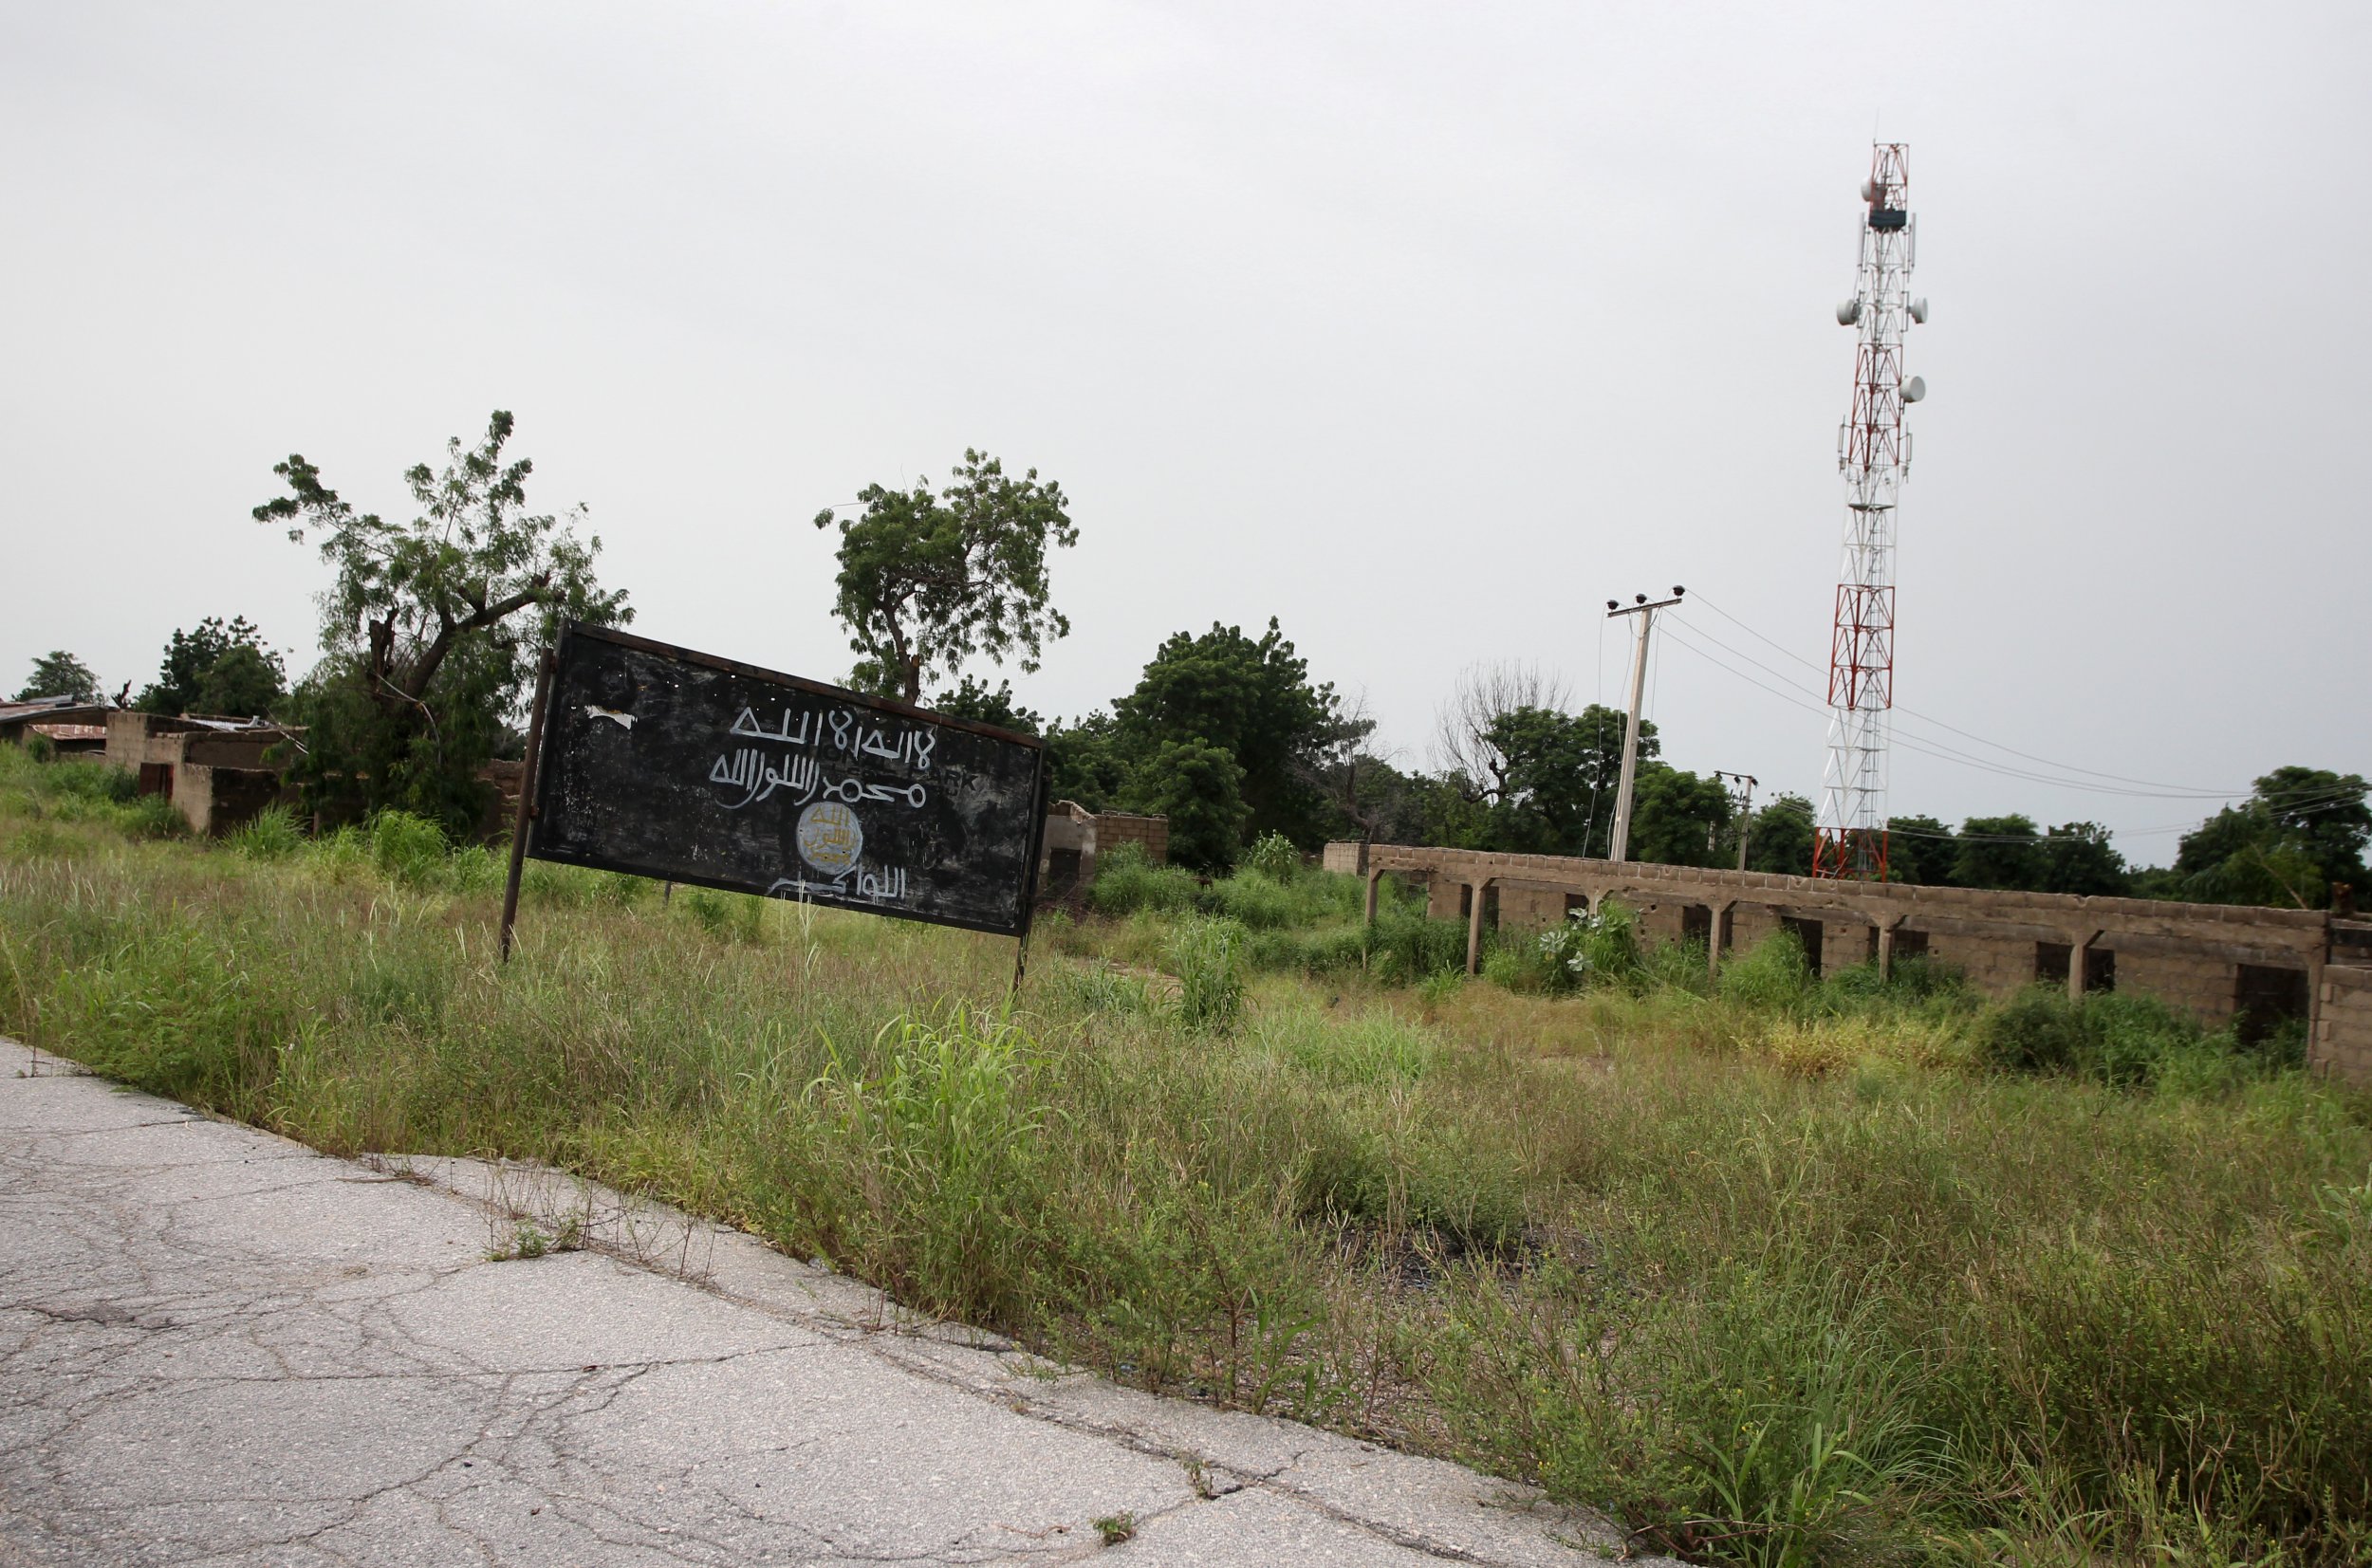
[1715,770,1757,870]
[1604,586,1684,864]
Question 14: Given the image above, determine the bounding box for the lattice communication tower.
[1814,143,1927,880]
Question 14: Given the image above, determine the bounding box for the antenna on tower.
[1814,142,1924,881]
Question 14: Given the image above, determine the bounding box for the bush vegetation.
[2,742,2366,1566]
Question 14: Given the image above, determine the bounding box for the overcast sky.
[6,1,2366,863]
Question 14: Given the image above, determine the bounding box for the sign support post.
[498,650,557,965]
[1010,748,1051,997]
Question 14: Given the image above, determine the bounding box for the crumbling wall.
[1344,842,2353,1080]
[1094,812,1169,864]
[2313,966,2372,1083]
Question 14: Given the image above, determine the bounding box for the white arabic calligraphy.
[726,703,936,772]
[765,867,910,904]
[708,749,820,810]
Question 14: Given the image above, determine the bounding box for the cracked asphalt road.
[1,1037,1669,1566]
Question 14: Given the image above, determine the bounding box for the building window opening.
[1681,905,1713,949]
[1782,916,1824,977]
[2233,964,2307,1047]
[2036,942,2073,987]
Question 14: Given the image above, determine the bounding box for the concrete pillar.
[1710,900,1734,981]
[1363,869,1381,927]
[1877,917,1901,980]
[1467,879,1489,976]
[2069,929,2103,1002]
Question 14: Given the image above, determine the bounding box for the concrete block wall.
[1499,885,1571,930]
[1729,902,1784,953]
[1921,930,2048,999]
[1096,813,1169,865]
[2112,950,2238,1026]
[1321,842,1364,876]
[1344,841,2357,1083]
[2312,967,2372,1082]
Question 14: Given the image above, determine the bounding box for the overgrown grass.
[3,745,2367,1565]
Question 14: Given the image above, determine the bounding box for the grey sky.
[6,1,2365,863]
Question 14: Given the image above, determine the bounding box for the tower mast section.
[1814,142,1926,880]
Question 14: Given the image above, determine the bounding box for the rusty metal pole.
[498,651,556,966]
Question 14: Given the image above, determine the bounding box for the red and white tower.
[1814,143,1927,880]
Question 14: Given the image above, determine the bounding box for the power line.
[1686,591,2257,797]
[1654,622,2368,838]
[1664,614,2277,801]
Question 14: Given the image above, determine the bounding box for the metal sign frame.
[500,622,1049,962]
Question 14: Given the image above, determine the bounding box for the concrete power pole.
[1604,587,1684,864]
[1715,771,1758,870]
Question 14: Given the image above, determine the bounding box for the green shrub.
[119,794,190,840]
[443,843,506,896]
[1366,912,1468,984]
[228,804,305,860]
[1089,842,1199,916]
[1479,945,1534,991]
[1170,917,1246,1033]
[367,811,449,887]
[1416,968,1465,1008]
[1200,871,1298,929]
[1976,987,2246,1090]
[805,1005,1052,1316]
[1719,928,1814,1011]
[1243,832,1301,882]
[1258,1008,1437,1086]
[1052,963,1153,1016]
[1640,934,1713,996]
[681,886,766,943]
[592,870,650,907]
[1241,924,1369,978]
[1537,899,1641,995]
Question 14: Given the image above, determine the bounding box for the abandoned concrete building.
[1326,841,2372,1088]
[0,697,113,757]
[104,710,299,836]
[1039,801,1169,895]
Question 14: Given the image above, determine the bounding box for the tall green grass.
[3,747,2368,1564]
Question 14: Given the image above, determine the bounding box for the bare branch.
[1432,660,1571,799]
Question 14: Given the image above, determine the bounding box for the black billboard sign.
[521,623,1047,939]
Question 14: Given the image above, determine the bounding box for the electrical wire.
[1660,613,2322,802]
[1652,622,2368,842]
[1683,591,2261,797]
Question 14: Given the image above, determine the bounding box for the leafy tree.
[2172,767,2369,908]
[2038,821,2131,896]
[1475,704,1636,856]
[1745,793,1816,876]
[1952,815,2047,892]
[932,674,1043,735]
[135,616,286,717]
[1113,618,1343,853]
[812,452,1076,704]
[1432,699,1633,858]
[1625,763,1734,867]
[1883,814,1954,885]
[255,411,630,835]
[12,651,102,703]
[1044,710,1130,811]
[1129,739,1246,871]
